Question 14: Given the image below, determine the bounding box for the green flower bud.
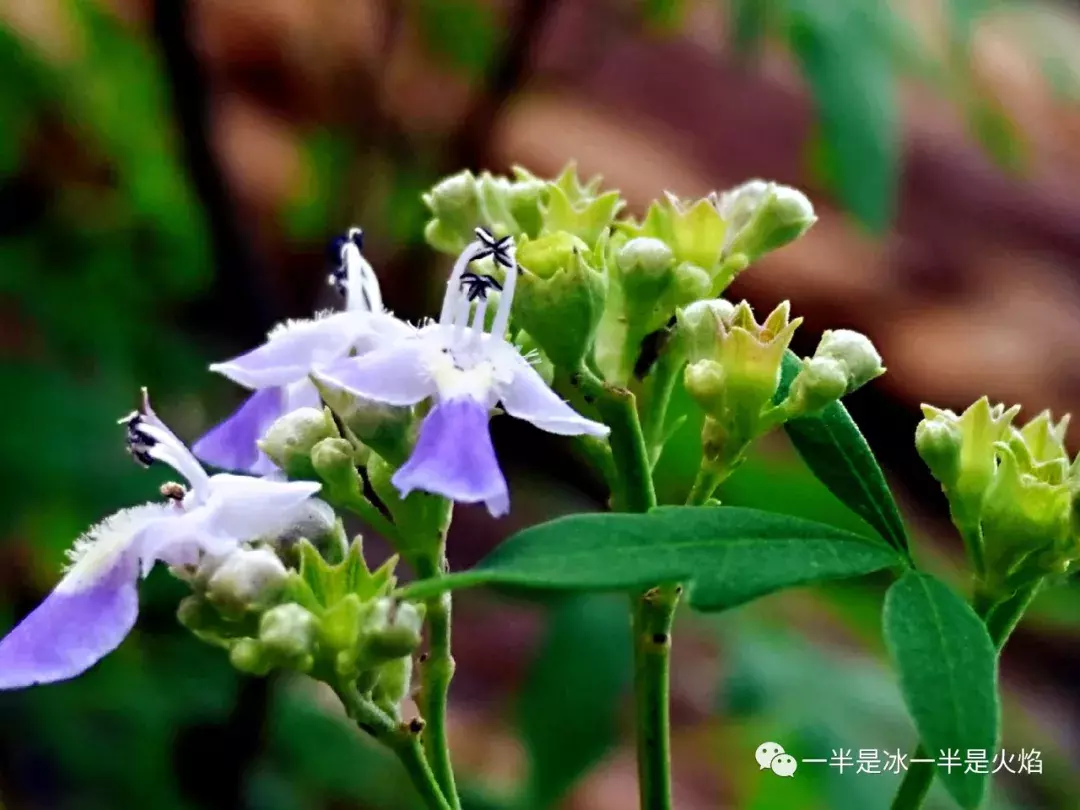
[616,236,676,284]
[674,298,736,361]
[814,329,885,393]
[372,655,414,717]
[258,406,339,478]
[259,603,318,670]
[982,444,1071,577]
[505,166,548,237]
[310,437,361,491]
[918,398,1021,526]
[717,180,816,262]
[915,418,963,487]
[423,170,482,253]
[314,380,411,466]
[360,598,425,662]
[672,262,711,306]
[514,233,607,369]
[229,638,273,676]
[786,356,849,416]
[206,547,288,617]
[684,300,802,458]
[633,195,729,277]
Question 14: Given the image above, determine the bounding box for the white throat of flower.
[332,227,384,313]
[438,227,518,348]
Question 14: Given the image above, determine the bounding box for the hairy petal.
[494,345,609,437]
[210,313,364,388]
[192,387,286,472]
[392,397,509,517]
[0,560,139,689]
[0,503,171,690]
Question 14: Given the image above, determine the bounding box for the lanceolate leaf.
[883,572,999,809]
[777,351,910,558]
[399,508,903,610]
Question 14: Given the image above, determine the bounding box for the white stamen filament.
[439,241,486,325]
[342,240,383,313]
[137,423,211,496]
[470,294,490,337]
[489,243,516,339]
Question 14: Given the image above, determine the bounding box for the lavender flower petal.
[392,397,509,517]
[494,344,610,436]
[316,338,436,406]
[210,313,362,388]
[0,556,139,689]
[192,387,285,473]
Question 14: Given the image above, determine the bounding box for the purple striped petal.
[0,557,139,689]
[392,397,509,517]
[193,388,285,473]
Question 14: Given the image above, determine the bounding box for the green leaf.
[777,351,910,557]
[883,572,999,809]
[786,0,898,230]
[399,508,902,610]
[518,595,631,809]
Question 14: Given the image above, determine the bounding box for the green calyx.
[684,300,802,466]
[917,397,1021,526]
[513,232,607,369]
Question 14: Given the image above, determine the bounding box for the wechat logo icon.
[755,741,798,777]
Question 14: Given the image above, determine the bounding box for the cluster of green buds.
[917,400,1080,595]
[420,164,881,503]
[179,531,422,718]
[675,299,884,475]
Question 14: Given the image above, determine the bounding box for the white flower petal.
[315,337,437,406]
[202,474,323,540]
[492,343,609,437]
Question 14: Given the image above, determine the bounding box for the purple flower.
[0,391,321,690]
[194,228,413,473]
[317,229,608,516]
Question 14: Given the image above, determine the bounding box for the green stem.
[685,466,723,506]
[572,368,655,513]
[572,367,676,810]
[415,554,460,810]
[342,490,403,545]
[640,344,685,467]
[889,580,1043,810]
[337,683,451,810]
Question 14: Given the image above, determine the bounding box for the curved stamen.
[489,238,517,339]
[327,228,383,313]
[439,238,488,326]
[119,392,210,494]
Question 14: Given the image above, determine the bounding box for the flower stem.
[640,343,685,467]
[686,466,723,506]
[415,553,461,810]
[337,683,451,810]
[888,579,1043,810]
[572,367,675,810]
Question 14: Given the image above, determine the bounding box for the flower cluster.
[917,399,1080,594]
[0,165,880,709]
